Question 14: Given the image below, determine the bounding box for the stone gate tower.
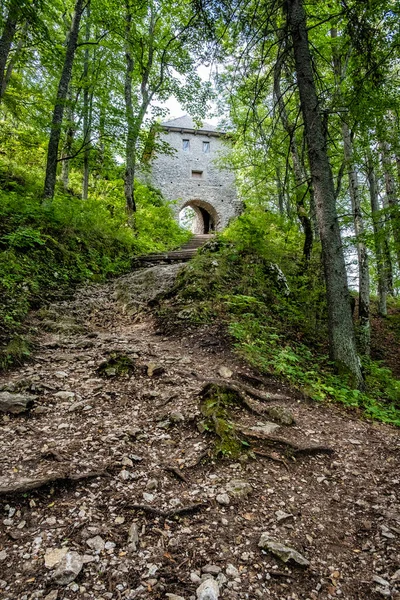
[149,115,241,232]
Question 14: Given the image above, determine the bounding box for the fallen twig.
[253,449,290,471]
[268,570,295,579]
[168,503,208,518]
[164,466,189,483]
[129,504,168,517]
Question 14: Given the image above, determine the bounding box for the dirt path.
[0,266,399,600]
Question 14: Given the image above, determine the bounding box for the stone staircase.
[133,234,213,267]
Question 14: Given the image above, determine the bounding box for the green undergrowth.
[0,160,189,369]
[161,209,400,426]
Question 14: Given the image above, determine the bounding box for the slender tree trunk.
[396,155,400,185]
[0,19,27,99]
[61,93,74,191]
[286,0,362,386]
[367,154,387,316]
[43,0,85,201]
[342,123,370,354]
[82,6,91,200]
[276,166,284,216]
[380,141,400,270]
[98,98,106,173]
[0,0,20,102]
[274,56,313,261]
[124,2,136,214]
[378,144,395,296]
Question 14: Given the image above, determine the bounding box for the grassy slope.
[0,160,190,368]
[158,209,400,426]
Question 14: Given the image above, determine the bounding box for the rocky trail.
[0,260,399,600]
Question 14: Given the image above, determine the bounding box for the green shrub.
[162,208,400,426]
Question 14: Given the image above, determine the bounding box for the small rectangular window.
[182,139,190,151]
[203,141,210,153]
[191,170,203,179]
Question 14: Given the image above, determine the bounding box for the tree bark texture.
[286,0,362,386]
[0,19,27,99]
[367,155,387,316]
[0,0,20,101]
[274,57,313,261]
[43,0,85,200]
[276,166,285,216]
[381,141,400,270]
[342,122,370,355]
[124,2,136,214]
[61,94,75,191]
[82,6,91,201]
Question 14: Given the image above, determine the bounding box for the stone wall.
[146,124,241,231]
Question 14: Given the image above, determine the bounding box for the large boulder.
[0,391,36,414]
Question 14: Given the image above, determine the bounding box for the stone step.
[133,234,213,267]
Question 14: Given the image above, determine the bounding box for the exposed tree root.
[201,378,279,402]
[197,381,332,461]
[128,502,208,519]
[199,380,264,415]
[0,466,111,495]
[238,425,334,456]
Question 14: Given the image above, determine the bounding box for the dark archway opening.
[179,200,219,234]
[198,206,213,233]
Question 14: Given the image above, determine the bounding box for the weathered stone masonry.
[147,115,241,232]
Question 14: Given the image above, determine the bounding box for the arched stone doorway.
[178,199,219,234]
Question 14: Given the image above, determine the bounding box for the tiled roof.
[161,115,218,133]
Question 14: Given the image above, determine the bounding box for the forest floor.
[0,264,399,600]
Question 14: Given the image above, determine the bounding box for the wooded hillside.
[0,1,400,598]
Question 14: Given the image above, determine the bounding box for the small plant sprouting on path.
[97,353,137,378]
[199,383,250,458]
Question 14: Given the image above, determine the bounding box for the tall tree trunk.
[82,6,91,201]
[0,0,20,102]
[124,2,136,214]
[367,154,387,317]
[286,0,362,386]
[43,0,85,201]
[274,55,313,261]
[380,141,400,270]
[342,123,370,355]
[330,27,370,353]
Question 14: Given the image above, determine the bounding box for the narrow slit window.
[203,141,210,153]
[182,139,190,151]
[191,170,203,179]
